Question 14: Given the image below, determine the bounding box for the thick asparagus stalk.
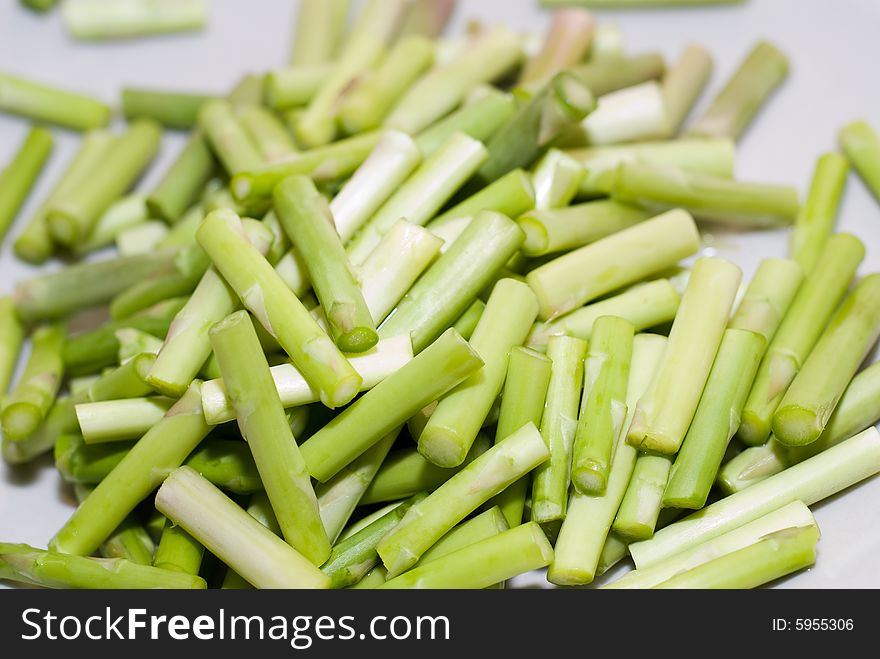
[209,310,330,565]
[419,279,539,467]
[629,426,880,569]
[381,522,554,589]
[688,41,788,140]
[662,44,713,134]
[377,423,549,577]
[569,53,666,98]
[153,520,204,576]
[0,71,111,130]
[729,258,804,345]
[122,88,212,130]
[839,120,880,203]
[265,65,330,110]
[414,507,509,568]
[788,154,849,273]
[0,543,206,590]
[0,298,24,396]
[527,209,699,321]
[74,194,150,255]
[54,433,130,485]
[738,234,865,446]
[378,211,525,352]
[527,279,681,350]
[76,397,174,444]
[612,455,671,541]
[49,382,211,557]
[197,209,362,408]
[1,324,65,442]
[610,162,800,229]
[236,106,298,163]
[198,100,264,176]
[300,329,483,482]
[86,353,155,402]
[773,274,880,446]
[663,329,765,509]
[146,135,216,223]
[571,316,634,495]
[3,397,77,465]
[62,0,207,40]
[575,81,670,146]
[72,484,155,565]
[520,8,594,86]
[428,169,536,232]
[531,335,587,524]
[156,466,331,589]
[0,127,53,244]
[289,0,349,66]
[531,150,585,211]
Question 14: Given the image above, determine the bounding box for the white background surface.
[1,0,880,588]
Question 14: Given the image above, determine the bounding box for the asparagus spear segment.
[197,209,362,408]
[569,52,666,98]
[571,316,634,495]
[0,543,206,589]
[419,279,539,467]
[1,324,65,442]
[76,195,150,255]
[49,381,211,557]
[773,274,880,447]
[3,397,77,465]
[613,455,671,541]
[265,65,330,110]
[378,211,525,352]
[198,100,264,176]
[531,336,586,525]
[662,44,713,135]
[428,168,536,230]
[451,299,485,341]
[210,310,330,565]
[530,149,585,211]
[629,427,880,569]
[738,234,865,446]
[415,506,509,568]
[62,0,207,40]
[729,258,804,345]
[76,397,175,443]
[628,257,742,454]
[575,81,670,146]
[86,353,156,403]
[54,433,131,485]
[663,329,765,509]
[300,329,483,482]
[236,106,298,163]
[0,127,53,244]
[156,466,331,589]
[381,522,554,589]
[527,209,699,321]
[839,119,880,203]
[122,88,213,130]
[0,298,24,396]
[520,8,594,86]
[275,176,378,353]
[153,519,204,576]
[688,41,789,140]
[0,71,111,130]
[788,153,849,273]
[146,134,216,223]
[377,422,549,577]
[289,0,349,66]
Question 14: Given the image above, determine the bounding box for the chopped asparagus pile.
[2,0,880,592]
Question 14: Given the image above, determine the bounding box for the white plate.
[2,0,880,589]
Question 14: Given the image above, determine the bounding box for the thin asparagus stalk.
[662,44,713,135]
[198,100,264,176]
[72,484,155,565]
[49,382,211,557]
[146,134,216,223]
[0,71,111,130]
[738,234,865,446]
[428,169,536,231]
[62,0,207,40]
[1,324,65,442]
[688,41,788,140]
[378,211,524,352]
[381,522,553,588]
[275,176,378,352]
[609,162,800,229]
[574,81,670,146]
[75,194,150,255]
[531,335,587,525]
[571,316,634,495]
[0,127,53,244]
[789,153,849,273]
[300,329,483,482]
[339,36,436,135]
[156,466,331,588]
[265,65,331,110]
[569,52,666,98]
[153,519,204,576]
[197,209,362,408]
[86,353,156,402]
[289,0,349,66]
[527,279,681,350]
[346,132,487,265]
[606,500,816,589]
[628,257,742,454]
[236,106,298,163]
[231,131,383,204]
[200,335,412,425]
[839,120,880,203]
[414,507,509,569]
[414,86,516,157]
[729,258,804,345]
[0,543,206,589]
[518,200,649,258]
[531,149,586,211]
[549,333,667,584]
[773,274,880,446]
[75,397,174,444]
[360,435,491,506]
[630,426,880,569]
[487,347,553,527]
[451,299,485,341]
[386,26,523,135]
[612,455,672,541]
[330,131,422,243]
[568,137,735,198]
[210,310,330,565]
[122,88,213,130]
[0,298,24,396]
[663,329,765,509]
[377,422,549,577]
[527,209,699,321]
[520,8,594,86]
[418,280,539,467]
[2,397,77,465]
